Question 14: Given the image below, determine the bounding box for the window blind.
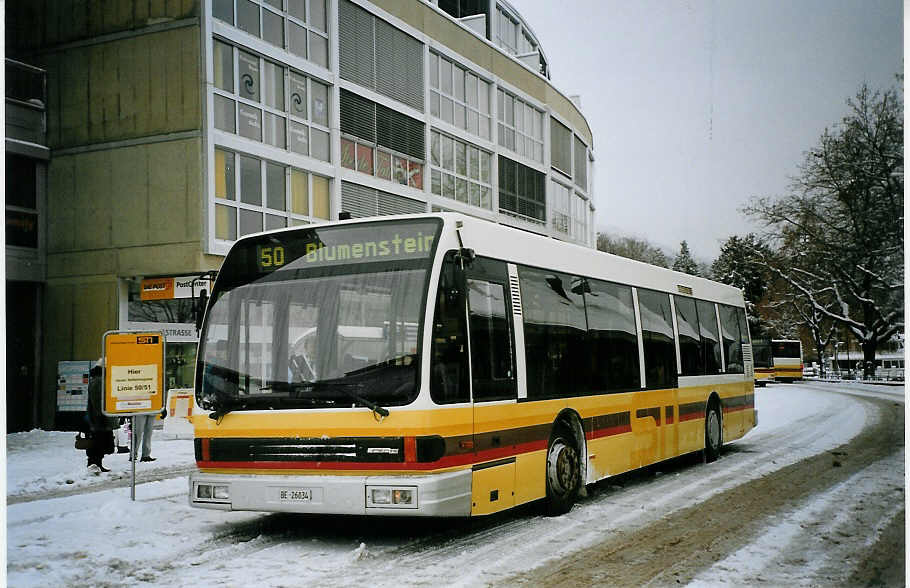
[375,18,424,112]
[550,117,571,176]
[338,0,375,88]
[341,181,426,218]
[339,0,424,112]
[340,89,377,143]
[574,136,587,190]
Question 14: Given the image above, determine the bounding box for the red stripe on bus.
[722,405,754,414]
[586,424,633,440]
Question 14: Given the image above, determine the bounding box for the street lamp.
[834,342,844,378]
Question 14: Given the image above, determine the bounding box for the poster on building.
[56,361,92,412]
[102,331,165,415]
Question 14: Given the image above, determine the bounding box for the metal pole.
[131,415,137,501]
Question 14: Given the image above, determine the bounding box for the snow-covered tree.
[596,232,669,268]
[746,82,904,377]
[672,240,699,276]
[710,234,772,337]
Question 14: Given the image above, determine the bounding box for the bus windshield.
[196,219,441,413]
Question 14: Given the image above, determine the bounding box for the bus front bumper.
[189,469,472,517]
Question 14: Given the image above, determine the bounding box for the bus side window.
[735,307,750,343]
[586,279,640,392]
[518,266,587,399]
[467,278,516,401]
[637,289,678,390]
[430,252,469,404]
[674,296,702,376]
[696,299,722,374]
[718,304,744,374]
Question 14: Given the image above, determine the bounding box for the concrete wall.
[5,0,209,427]
[7,0,198,51]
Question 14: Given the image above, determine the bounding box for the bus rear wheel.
[545,427,580,516]
[704,401,722,463]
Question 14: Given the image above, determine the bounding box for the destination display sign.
[231,219,442,276]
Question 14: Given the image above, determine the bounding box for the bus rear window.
[773,342,801,357]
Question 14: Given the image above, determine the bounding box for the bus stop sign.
[102,331,166,416]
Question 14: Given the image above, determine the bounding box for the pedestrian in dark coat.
[84,360,118,473]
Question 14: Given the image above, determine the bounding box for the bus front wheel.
[545,427,580,516]
[704,401,722,463]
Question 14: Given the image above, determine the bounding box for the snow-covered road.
[5,381,904,587]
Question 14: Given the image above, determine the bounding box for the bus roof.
[231,213,746,308]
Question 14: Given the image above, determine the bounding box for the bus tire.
[704,400,722,463]
[545,425,580,516]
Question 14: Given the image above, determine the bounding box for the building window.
[338,0,424,111]
[497,89,543,163]
[429,52,491,141]
[550,117,571,177]
[340,181,426,219]
[550,180,570,234]
[430,130,492,209]
[213,147,330,241]
[212,40,330,162]
[574,135,587,190]
[496,6,518,55]
[499,156,545,224]
[572,193,587,242]
[6,154,39,249]
[212,0,329,68]
[339,89,425,189]
[437,0,488,19]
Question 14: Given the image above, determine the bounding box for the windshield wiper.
[261,379,390,419]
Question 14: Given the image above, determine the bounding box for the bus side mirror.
[455,248,475,266]
[195,289,208,332]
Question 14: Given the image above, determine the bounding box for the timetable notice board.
[103,331,165,416]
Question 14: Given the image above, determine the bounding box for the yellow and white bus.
[771,339,803,382]
[189,214,756,517]
[752,339,774,386]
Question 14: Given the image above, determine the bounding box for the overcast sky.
[511,0,903,261]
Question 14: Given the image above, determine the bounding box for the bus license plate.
[279,488,312,502]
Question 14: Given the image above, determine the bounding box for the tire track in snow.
[688,449,905,586]
[511,392,903,587]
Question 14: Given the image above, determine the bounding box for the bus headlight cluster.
[366,486,417,508]
[195,483,230,502]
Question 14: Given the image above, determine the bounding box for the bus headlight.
[366,486,417,508]
[195,483,230,502]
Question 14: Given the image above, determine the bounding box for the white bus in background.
[771,339,803,382]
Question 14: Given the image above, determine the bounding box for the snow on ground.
[6,428,196,497]
[689,448,905,587]
[3,383,898,587]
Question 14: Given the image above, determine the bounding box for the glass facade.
[208,0,594,255]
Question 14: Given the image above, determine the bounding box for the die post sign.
[103,331,166,416]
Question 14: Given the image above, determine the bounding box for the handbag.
[74,432,95,450]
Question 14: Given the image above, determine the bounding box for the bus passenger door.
[464,258,518,515]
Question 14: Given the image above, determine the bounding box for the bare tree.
[746,82,903,377]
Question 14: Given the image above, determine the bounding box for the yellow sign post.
[102,331,165,416]
[102,331,166,502]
